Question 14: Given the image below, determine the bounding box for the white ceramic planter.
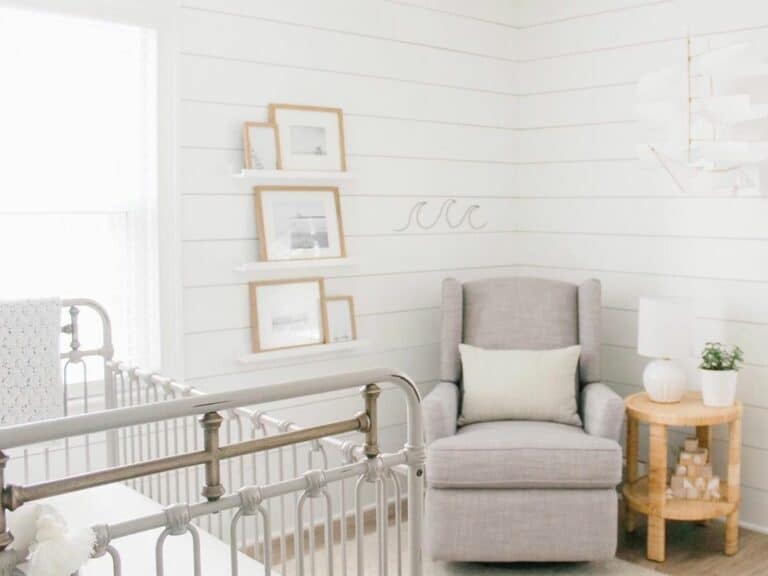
[700,369,738,407]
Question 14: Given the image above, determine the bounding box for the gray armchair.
[423,277,624,562]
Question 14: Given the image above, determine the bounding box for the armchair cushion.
[458,343,582,426]
[581,382,625,442]
[426,420,621,489]
[422,381,458,445]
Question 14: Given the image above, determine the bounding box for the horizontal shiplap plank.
[185,341,439,387]
[182,233,768,287]
[514,83,635,126]
[179,149,682,198]
[180,7,518,94]
[517,197,768,238]
[519,0,768,59]
[184,265,768,335]
[603,346,768,415]
[392,0,519,28]
[184,266,520,334]
[179,100,637,162]
[516,265,768,326]
[179,54,638,129]
[518,38,684,94]
[513,0,660,29]
[179,54,518,128]
[181,0,515,60]
[185,308,439,378]
[519,1,682,60]
[182,195,507,241]
[182,194,768,241]
[603,307,768,367]
[182,234,519,287]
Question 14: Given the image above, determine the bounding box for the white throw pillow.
[458,344,582,426]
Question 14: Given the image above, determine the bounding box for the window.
[0,6,160,367]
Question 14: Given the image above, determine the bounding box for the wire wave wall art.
[393,199,486,232]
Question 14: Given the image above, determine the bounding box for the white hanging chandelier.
[636,34,768,195]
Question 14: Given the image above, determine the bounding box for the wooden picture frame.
[268,103,347,172]
[254,185,347,262]
[249,277,328,353]
[325,295,357,343]
[243,122,280,170]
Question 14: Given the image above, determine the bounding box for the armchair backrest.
[440,276,602,387]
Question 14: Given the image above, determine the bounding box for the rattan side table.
[623,391,743,562]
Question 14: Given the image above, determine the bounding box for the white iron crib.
[0,300,425,575]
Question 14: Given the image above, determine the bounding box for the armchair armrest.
[422,381,459,445]
[581,382,624,442]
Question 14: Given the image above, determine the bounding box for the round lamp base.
[643,359,687,403]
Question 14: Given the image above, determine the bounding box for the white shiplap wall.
[178,0,768,531]
[177,0,525,452]
[508,0,768,532]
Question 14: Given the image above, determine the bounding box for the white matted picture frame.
[269,103,347,172]
[254,185,347,262]
[248,277,328,353]
[243,122,280,170]
[325,295,357,343]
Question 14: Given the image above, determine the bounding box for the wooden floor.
[617,508,768,576]
[250,503,768,575]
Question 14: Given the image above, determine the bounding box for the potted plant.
[699,342,744,407]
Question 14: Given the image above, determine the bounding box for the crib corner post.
[0,451,12,552]
[200,411,225,501]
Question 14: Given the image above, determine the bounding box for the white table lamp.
[638,298,692,403]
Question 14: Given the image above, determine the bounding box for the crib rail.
[0,301,425,575]
[0,370,424,575]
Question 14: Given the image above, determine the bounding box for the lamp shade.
[637,298,692,359]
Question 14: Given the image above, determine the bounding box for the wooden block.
[695,476,706,491]
[680,451,694,463]
[686,463,699,477]
[670,475,686,498]
[699,464,713,478]
[684,438,699,452]
[675,464,687,476]
[686,486,700,499]
[693,448,708,465]
[708,476,721,500]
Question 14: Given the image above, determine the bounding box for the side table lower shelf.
[623,476,737,521]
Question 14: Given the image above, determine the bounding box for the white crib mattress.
[20,484,270,575]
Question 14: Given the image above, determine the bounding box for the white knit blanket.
[0,299,62,425]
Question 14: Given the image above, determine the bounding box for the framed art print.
[243,122,279,170]
[249,278,327,352]
[254,186,346,261]
[326,295,357,343]
[269,104,346,171]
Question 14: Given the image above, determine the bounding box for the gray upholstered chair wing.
[440,276,601,386]
[423,276,624,563]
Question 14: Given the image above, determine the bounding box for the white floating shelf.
[234,257,357,280]
[234,169,354,184]
[239,339,370,367]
